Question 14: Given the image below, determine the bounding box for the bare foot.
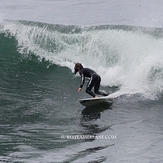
[95,96,98,98]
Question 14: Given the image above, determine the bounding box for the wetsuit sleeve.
[80,74,85,88]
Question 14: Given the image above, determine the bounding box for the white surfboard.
[79,91,126,107]
[79,96,113,107]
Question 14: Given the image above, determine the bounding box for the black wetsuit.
[79,68,108,97]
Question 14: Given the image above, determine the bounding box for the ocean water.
[1,0,163,163]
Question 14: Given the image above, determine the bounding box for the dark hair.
[74,63,83,74]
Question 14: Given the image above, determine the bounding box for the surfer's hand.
[78,88,82,92]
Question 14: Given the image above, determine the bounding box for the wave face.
[1,20,163,100]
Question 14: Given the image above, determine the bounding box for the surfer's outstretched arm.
[78,88,82,92]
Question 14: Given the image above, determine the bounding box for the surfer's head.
[74,63,83,74]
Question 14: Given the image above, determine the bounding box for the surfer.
[74,63,108,98]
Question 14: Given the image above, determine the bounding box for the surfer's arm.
[78,88,82,92]
[80,74,85,88]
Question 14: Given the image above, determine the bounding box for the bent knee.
[86,87,91,93]
[85,89,89,93]
[94,90,99,94]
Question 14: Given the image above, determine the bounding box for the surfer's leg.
[94,76,108,96]
[85,76,96,97]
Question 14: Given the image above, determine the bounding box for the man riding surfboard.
[74,63,108,98]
